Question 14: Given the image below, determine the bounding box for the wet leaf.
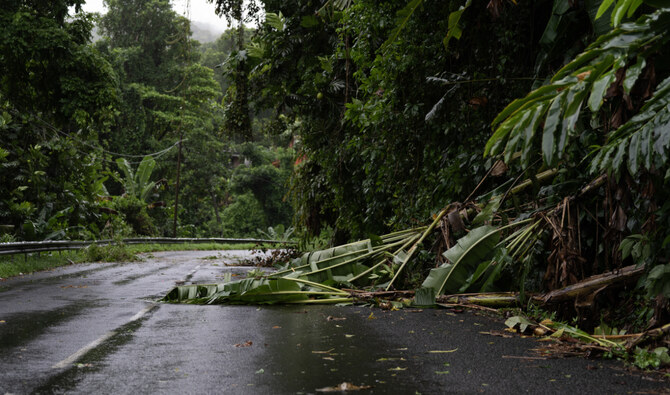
[505,316,535,333]
[255,368,264,374]
[388,366,407,371]
[345,334,355,338]
[376,357,406,362]
[435,371,450,374]
[367,312,377,320]
[235,340,253,347]
[428,349,458,353]
[326,316,346,321]
[316,382,373,392]
[413,287,436,306]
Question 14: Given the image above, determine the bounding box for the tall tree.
[98,0,226,236]
[210,0,257,141]
[0,0,118,240]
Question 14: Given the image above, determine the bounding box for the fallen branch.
[345,289,415,301]
[436,292,524,307]
[541,265,644,304]
[625,322,670,350]
[436,303,500,313]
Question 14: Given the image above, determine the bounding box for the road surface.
[0,250,667,394]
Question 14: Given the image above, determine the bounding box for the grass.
[0,242,280,279]
[0,250,85,279]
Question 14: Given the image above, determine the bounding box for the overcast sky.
[81,0,230,32]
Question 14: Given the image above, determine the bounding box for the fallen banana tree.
[161,168,642,317]
[162,162,563,306]
[163,226,431,304]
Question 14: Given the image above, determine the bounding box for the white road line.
[51,331,116,369]
[51,304,157,369]
[187,264,201,276]
[128,304,156,322]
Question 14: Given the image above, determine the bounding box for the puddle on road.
[0,301,97,351]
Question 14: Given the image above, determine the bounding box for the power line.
[7,103,182,163]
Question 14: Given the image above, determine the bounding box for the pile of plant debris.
[162,170,670,369]
[238,246,302,267]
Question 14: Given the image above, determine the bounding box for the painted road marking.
[51,304,157,369]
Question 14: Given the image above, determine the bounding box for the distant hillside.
[90,20,224,44]
[191,20,226,43]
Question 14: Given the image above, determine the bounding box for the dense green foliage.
[0,0,294,241]
[218,0,537,240]
[4,0,670,333]
[0,0,118,240]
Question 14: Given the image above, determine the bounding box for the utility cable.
[6,102,182,163]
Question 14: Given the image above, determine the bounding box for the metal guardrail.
[0,237,295,257]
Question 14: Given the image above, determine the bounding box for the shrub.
[221,193,267,237]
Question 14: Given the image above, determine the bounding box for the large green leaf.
[421,225,501,295]
[487,8,670,168]
[116,158,136,198]
[136,156,156,202]
[380,0,424,52]
[273,230,423,286]
[443,0,472,50]
[542,91,566,166]
[163,277,347,305]
[115,155,156,202]
[592,75,670,176]
[265,12,285,31]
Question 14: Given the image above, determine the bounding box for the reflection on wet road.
[0,250,667,394]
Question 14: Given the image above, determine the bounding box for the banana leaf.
[162,228,424,305]
[413,286,437,306]
[163,277,349,305]
[422,225,501,295]
[274,230,422,285]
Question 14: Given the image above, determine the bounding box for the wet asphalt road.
[0,250,668,394]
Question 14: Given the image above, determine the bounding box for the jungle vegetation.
[0,0,294,242]
[3,0,670,350]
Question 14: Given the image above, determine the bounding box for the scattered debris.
[316,382,372,392]
[240,247,301,267]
